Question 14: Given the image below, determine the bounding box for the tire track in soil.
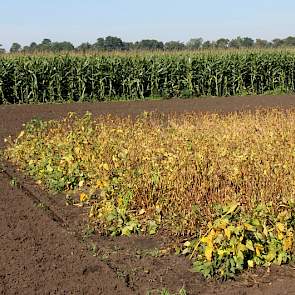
[0,169,134,295]
[1,164,137,293]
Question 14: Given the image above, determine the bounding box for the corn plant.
[1,50,295,104]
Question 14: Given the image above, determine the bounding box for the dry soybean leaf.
[283,236,293,251]
[204,245,213,262]
[80,193,88,202]
[102,163,109,171]
[248,260,254,268]
[138,208,146,215]
[224,227,231,239]
[255,244,264,257]
[78,180,85,188]
[183,241,191,247]
[276,222,285,233]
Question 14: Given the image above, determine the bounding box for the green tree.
[255,39,269,48]
[38,38,52,51]
[0,44,6,53]
[123,42,134,50]
[29,42,38,52]
[215,38,229,49]
[21,42,38,53]
[229,37,243,48]
[202,40,213,49]
[104,36,124,51]
[229,36,254,49]
[284,36,295,47]
[51,41,74,52]
[186,38,203,50]
[42,38,52,45]
[22,46,30,53]
[10,42,22,53]
[272,38,284,48]
[135,39,164,50]
[241,37,254,48]
[92,38,105,50]
[164,41,185,51]
[77,42,92,52]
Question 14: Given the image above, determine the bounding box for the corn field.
[1,50,295,104]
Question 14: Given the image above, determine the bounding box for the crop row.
[1,50,295,103]
[4,110,295,278]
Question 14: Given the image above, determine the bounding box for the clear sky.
[1,0,295,49]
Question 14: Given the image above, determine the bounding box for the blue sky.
[1,0,295,49]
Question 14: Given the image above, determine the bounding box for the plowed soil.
[1,95,295,295]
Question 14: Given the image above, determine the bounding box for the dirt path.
[0,170,133,295]
[1,95,295,295]
[2,95,295,147]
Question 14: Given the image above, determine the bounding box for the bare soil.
[1,95,295,295]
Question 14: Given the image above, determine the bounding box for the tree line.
[1,36,295,53]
